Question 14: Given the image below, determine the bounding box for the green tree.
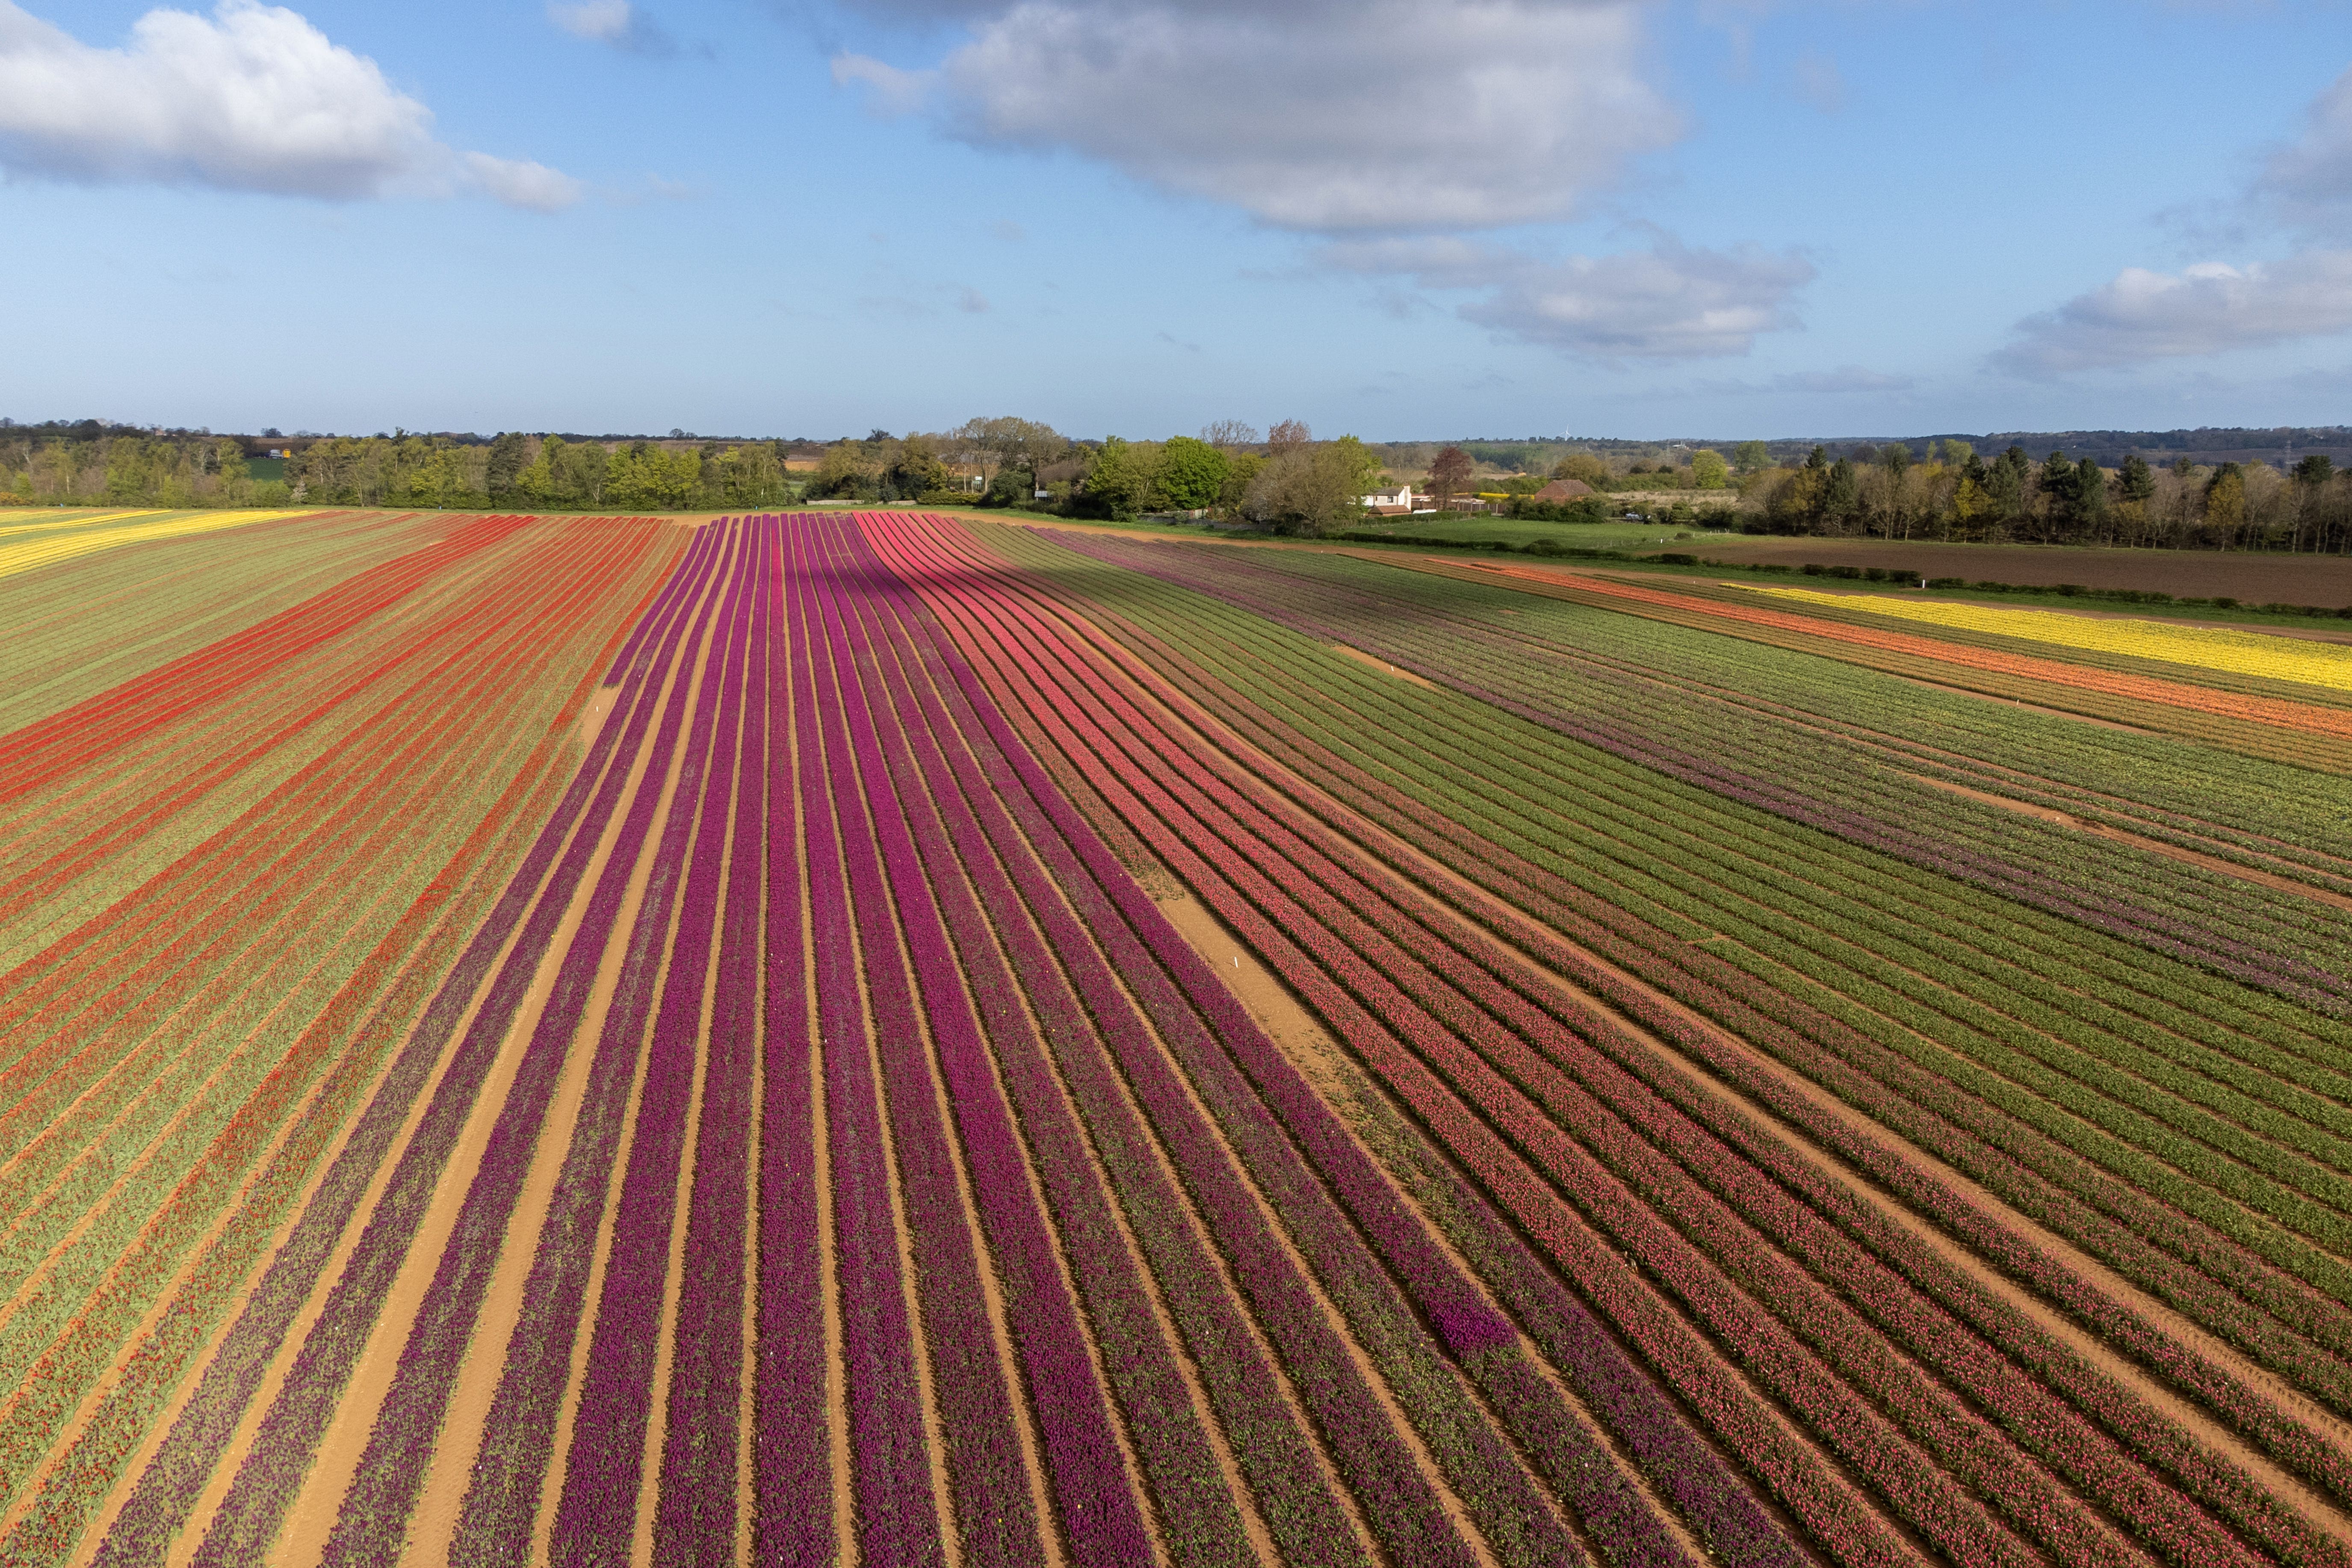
[1244,436,1380,536]
[2116,453,2156,506]
[485,431,528,499]
[1732,440,1771,475]
[1157,436,1230,510]
[1082,437,1160,519]
[1938,438,1974,467]
[1690,449,1730,490]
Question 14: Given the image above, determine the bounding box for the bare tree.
[1267,418,1311,453]
[1201,419,1260,449]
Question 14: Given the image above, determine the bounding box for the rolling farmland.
[5,505,2352,1566]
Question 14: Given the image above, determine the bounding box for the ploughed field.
[4,508,2352,1568]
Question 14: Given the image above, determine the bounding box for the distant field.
[1339,514,1744,551]
[9,506,2352,1566]
[1694,532,2352,605]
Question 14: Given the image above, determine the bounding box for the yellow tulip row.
[0,509,311,584]
[1752,585,2352,694]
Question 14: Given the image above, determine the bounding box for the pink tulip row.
[753,517,832,1568]
[860,510,1807,1568]
[851,510,1541,1565]
[837,539,1311,1568]
[791,517,1041,1565]
[652,517,771,1566]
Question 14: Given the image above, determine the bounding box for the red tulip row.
[80,520,733,1568]
[0,517,684,1568]
[895,513,2349,1568]
[987,525,2352,1564]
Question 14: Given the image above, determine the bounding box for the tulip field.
[4,505,2352,1567]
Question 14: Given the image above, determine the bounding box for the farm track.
[10,508,2352,1566]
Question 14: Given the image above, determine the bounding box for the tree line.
[1729,442,2352,552]
[802,417,1384,535]
[0,428,804,511]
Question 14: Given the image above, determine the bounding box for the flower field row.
[894,522,2352,1568]
[1747,582,2352,698]
[0,510,317,585]
[15,502,2352,1565]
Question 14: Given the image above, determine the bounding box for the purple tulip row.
[782,517,947,1565]
[755,517,833,1568]
[993,533,2352,1561]
[653,516,773,1566]
[548,522,765,1567]
[1048,536,2352,1471]
[833,548,1288,1568]
[311,520,756,1568]
[86,519,734,1568]
[845,537,1373,1564]
[440,525,757,1568]
[808,529,1159,1565]
[852,513,1552,1567]
[855,511,1771,1567]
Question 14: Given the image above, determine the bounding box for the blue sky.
[3,0,2350,440]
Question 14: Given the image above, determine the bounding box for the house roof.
[1534,478,1594,501]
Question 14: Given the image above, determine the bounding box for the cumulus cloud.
[547,0,685,57]
[1322,235,1814,360]
[831,0,1679,233]
[0,0,578,208]
[1993,252,2352,376]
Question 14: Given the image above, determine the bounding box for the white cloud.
[1323,234,1814,360]
[463,151,585,213]
[2257,62,2352,236]
[546,0,682,57]
[831,53,937,117]
[1993,252,2352,376]
[832,0,1679,233]
[0,0,578,209]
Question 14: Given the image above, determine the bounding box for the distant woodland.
[6,416,2351,552]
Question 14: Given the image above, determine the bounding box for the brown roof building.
[1532,478,1594,502]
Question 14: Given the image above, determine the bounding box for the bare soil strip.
[1909,772,2352,915]
[1152,887,1701,1568]
[1330,643,1438,690]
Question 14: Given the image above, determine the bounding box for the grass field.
[4,507,2350,1566]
